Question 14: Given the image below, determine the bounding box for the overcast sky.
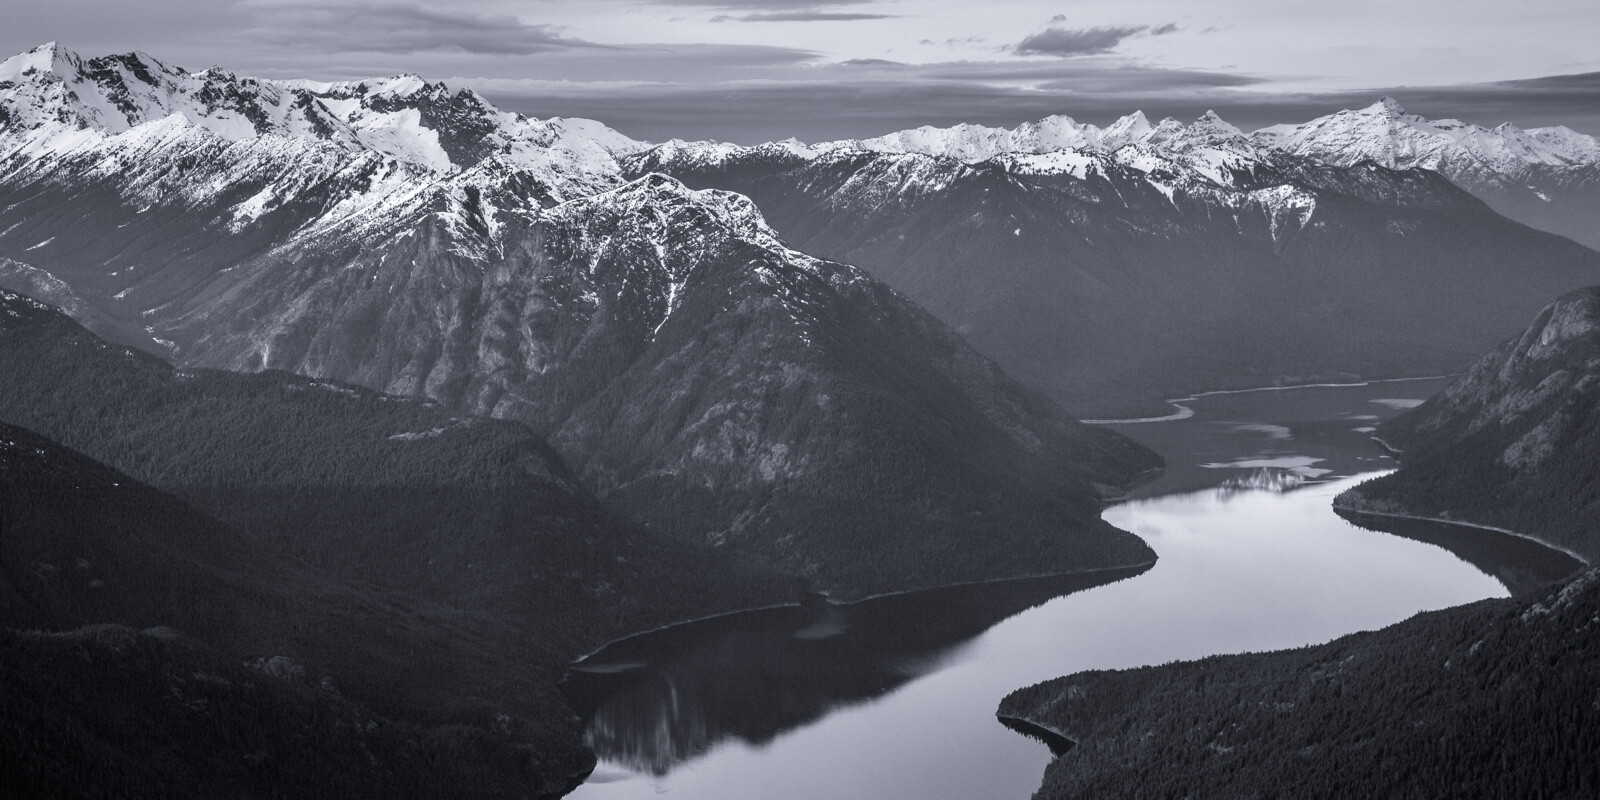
[5,1,1598,142]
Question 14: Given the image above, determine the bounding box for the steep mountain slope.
[0,421,601,797]
[0,42,641,355]
[150,175,1158,596]
[634,121,1600,416]
[999,569,1600,800]
[1336,286,1600,562]
[0,46,1161,596]
[0,289,786,621]
[1257,98,1600,250]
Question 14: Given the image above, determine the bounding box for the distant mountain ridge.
[635,118,1600,415]
[653,97,1599,250]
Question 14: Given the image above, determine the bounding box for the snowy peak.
[551,172,780,251]
[0,42,74,83]
[1369,95,1408,117]
[635,107,1275,193]
[1098,111,1153,148]
[0,43,644,174]
[1252,97,1600,178]
[1190,110,1244,141]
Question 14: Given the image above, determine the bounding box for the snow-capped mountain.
[149,170,1159,595]
[651,98,1599,250]
[1255,98,1600,249]
[0,44,1161,598]
[0,42,646,346]
[0,42,640,179]
[633,114,1600,415]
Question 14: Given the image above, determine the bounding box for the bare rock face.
[1336,286,1600,561]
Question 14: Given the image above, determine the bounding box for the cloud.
[915,61,1264,90]
[1014,22,1181,57]
[474,58,1277,142]
[473,53,1600,146]
[233,1,593,55]
[1015,25,1150,57]
[713,11,894,21]
[648,0,875,6]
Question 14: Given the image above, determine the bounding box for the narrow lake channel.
[563,378,1583,799]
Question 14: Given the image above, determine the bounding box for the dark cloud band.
[235,1,592,55]
[1015,25,1150,57]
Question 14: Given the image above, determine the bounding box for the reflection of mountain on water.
[1337,510,1584,597]
[561,565,1151,776]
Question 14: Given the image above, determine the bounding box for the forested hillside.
[0,422,599,796]
[1000,569,1600,799]
[0,288,798,794]
[1336,286,1600,562]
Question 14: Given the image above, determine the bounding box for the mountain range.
[637,109,1600,414]
[653,96,1600,251]
[4,39,1600,798]
[5,44,1598,418]
[0,43,1163,598]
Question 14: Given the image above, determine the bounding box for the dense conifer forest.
[1001,569,1600,799]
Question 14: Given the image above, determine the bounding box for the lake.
[562,378,1583,799]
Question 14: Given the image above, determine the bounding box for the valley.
[558,379,1582,799]
[2,36,1598,800]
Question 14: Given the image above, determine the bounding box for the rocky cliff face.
[1337,286,1600,561]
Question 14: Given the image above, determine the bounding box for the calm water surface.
[565,378,1582,800]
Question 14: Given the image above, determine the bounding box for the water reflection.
[1104,377,1453,497]
[1337,509,1584,596]
[562,566,1149,776]
[564,378,1577,800]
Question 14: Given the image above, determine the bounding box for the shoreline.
[995,713,1078,757]
[1084,374,1457,425]
[1333,505,1591,565]
[565,559,1157,669]
[834,559,1156,605]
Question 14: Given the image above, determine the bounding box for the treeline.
[1000,570,1600,799]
